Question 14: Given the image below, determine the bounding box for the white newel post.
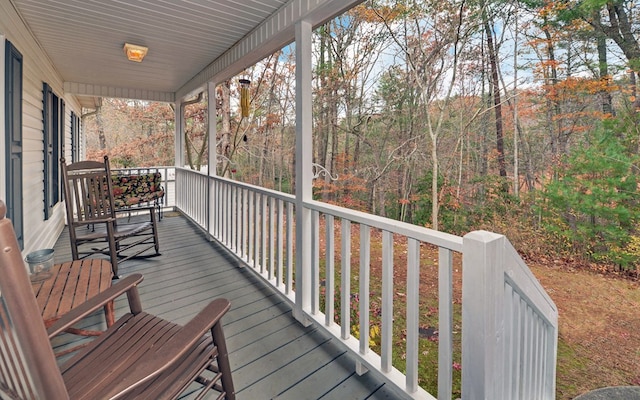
[461,230,505,400]
[293,19,312,326]
[174,99,184,210]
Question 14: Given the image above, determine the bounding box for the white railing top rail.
[504,238,558,325]
[111,165,173,170]
[211,174,296,203]
[305,199,463,252]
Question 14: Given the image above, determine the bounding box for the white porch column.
[293,19,313,326]
[207,81,217,239]
[174,99,184,168]
[207,82,217,175]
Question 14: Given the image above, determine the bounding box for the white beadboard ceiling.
[9,0,292,104]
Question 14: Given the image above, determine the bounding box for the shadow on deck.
[52,212,407,400]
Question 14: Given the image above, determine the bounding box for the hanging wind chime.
[239,78,251,118]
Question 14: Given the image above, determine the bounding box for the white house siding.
[0,2,83,256]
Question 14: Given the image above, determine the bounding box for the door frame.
[0,35,5,212]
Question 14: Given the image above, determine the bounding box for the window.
[43,83,64,220]
[71,111,81,162]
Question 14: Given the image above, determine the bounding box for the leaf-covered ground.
[528,261,640,399]
[387,246,640,399]
[323,220,640,398]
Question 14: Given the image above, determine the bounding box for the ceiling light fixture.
[123,43,148,62]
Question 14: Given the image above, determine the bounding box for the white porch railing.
[173,167,558,400]
[462,231,558,400]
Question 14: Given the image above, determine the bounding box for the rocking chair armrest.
[104,298,231,400]
[47,274,144,338]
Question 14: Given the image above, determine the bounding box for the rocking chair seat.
[58,290,231,399]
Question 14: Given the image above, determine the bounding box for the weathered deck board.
[52,212,408,400]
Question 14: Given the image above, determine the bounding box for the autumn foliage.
[83,1,640,274]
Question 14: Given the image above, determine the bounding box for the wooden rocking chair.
[61,156,160,277]
[0,201,235,399]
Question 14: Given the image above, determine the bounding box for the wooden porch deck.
[51,212,407,400]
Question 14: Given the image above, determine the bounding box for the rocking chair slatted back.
[0,202,69,399]
[63,160,115,224]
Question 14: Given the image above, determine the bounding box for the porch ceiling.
[9,0,290,105]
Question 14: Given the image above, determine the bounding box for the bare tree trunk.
[480,87,489,197]
[457,134,464,199]
[631,71,638,112]
[259,64,280,187]
[543,26,564,164]
[317,24,332,201]
[513,6,519,198]
[597,34,614,116]
[431,138,439,228]
[317,25,329,167]
[183,92,205,170]
[479,31,489,199]
[196,118,209,171]
[589,2,640,111]
[330,86,339,201]
[484,14,508,183]
[96,107,107,150]
[522,135,537,191]
[218,81,232,177]
[377,182,386,218]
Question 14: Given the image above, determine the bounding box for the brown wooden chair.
[0,200,235,399]
[61,156,160,277]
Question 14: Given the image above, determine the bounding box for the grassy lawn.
[319,221,464,397]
